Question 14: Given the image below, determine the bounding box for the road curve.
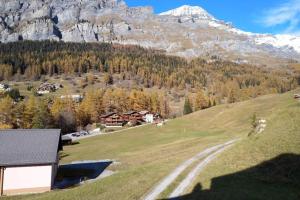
[169,142,236,198]
[143,139,238,200]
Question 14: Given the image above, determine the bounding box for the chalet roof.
[123,111,138,115]
[139,110,150,115]
[0,129,62,167]
[101,112,117,118]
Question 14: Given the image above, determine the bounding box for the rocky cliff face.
[0,0,127,42]
[0,0,299,66]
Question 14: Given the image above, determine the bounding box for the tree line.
[0,41,298,98]
[0,88,170,133]
[0,41,299,131]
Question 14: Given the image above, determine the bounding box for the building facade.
[0,129,62,196]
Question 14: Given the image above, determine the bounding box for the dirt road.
[143,139,239,200]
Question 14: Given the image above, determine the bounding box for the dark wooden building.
[100,112,126,127]
[123,111,143,122]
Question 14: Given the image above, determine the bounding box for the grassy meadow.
[170,89,300,200]
[2,89,300,200]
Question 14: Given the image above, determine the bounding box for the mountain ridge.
[0,1,299,66]
[159,5,300,54]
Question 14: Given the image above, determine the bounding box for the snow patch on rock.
[254,34,300,53]
[159,5,213,19]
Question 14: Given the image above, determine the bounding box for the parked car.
[61,135,73,145]
[79,130,89,136]
[71,132,81,137]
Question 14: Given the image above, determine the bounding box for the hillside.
[0,41,297,98]
[4,88,300,200]
[0,41,298,129]
[175,90,300,199]
[1,0,300,66]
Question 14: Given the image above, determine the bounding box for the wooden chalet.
[123,111,143,122]
[100,112,126,127]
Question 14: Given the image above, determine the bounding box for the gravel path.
[169,142,236,198]
[143,139,238,200]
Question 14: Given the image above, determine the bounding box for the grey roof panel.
[100,112,116,118]
[123,111,138,115]
[0,129,61,167]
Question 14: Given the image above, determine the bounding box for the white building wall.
[3,165,52,190]
[145,114,154,123]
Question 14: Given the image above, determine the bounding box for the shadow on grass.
[59,152,69,159]
[164,154,300,200]
[54,161,113,189]
[71,141,80,146]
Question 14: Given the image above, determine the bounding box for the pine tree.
[32,100,52,128]
[6,88,21,101]
[103,73,113,85]
[0,96,14,128]
[251,113,258,129]
[129,90,141,111]
[78,89,103,124]
[159,94,170,118]
[50,98,65,120]
[213,99,217,106]
[23,96,37,128]
[103,89,114,112]
[111,88,129,112]
[227,89,237,103]
[227,80,240,103]
[183,97,193,115]
[150,92,160,113]
[194,90,208,111]
[14,101,25,128]
[51,97,77,133]
[208,99,212,108]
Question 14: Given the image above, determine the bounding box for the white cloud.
[260,0,300,35]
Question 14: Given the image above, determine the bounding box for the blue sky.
[126,0,300,36]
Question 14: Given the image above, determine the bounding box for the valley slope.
[4,89,300,200]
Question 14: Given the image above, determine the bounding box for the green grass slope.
[3,89,300,200]
[176,89,300,200]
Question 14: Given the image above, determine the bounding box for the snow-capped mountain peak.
[0,0,299,63]
[159,5,213,19]
[159,5,300,54]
